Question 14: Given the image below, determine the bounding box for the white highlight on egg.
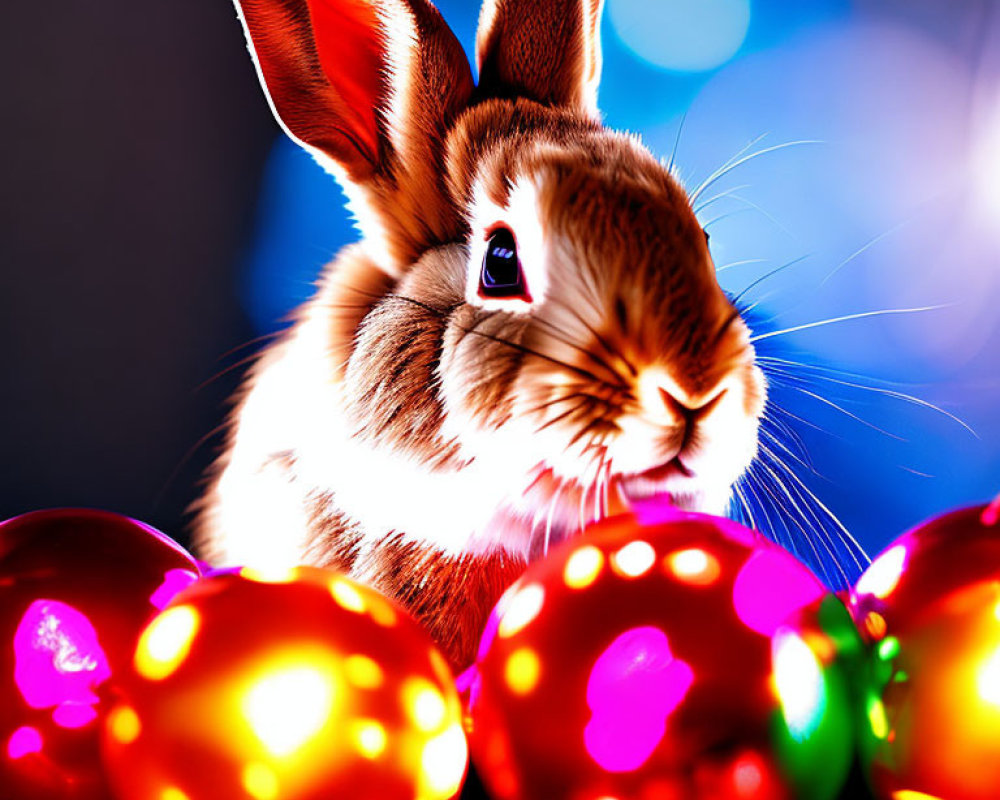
[612,540,656,578]
[854,545,907,600]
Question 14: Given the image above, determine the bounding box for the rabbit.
[195,0,767,670]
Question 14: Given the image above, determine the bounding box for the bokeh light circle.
[608,0,751,72]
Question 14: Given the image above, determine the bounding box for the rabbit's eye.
[480,227,529,300]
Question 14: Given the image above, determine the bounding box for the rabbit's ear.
[236,0,475,271]
[476,0,604,118]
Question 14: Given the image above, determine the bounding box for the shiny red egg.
[466,500,857,800]
[101,566,468,800]
[0,509,200,800]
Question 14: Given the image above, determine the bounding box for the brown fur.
[476,0,603,114]
[356,536,527,669]
[200,0,765,671]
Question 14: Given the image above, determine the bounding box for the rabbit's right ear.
[476,0,605,118]
[235,0,475,271]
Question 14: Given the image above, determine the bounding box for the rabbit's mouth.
[629,457,695,483]
[613,458,729,516]
[618,456,701,499]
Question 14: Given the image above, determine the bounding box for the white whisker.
[694,184,752,215]
[702,208,754,230]
[819,219,910,288]
[750,305,950,343]
[691,133,771,200]
[754,455,845,586]
[741,468,784,548]
[731,481,756,530]
[733,254,812,306]
[691,140,824,204]
[778,382,907,441]
[722,193,800,243]
[762,447,869,571]
[762,464,840,584]
[716,257,768,274]
[667,111,688,175]
[758,357,978,437]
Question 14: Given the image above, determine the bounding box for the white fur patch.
[212,275,548,565]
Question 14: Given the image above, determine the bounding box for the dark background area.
[0,0,279,548]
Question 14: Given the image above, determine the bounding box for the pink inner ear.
[308,0,385,159]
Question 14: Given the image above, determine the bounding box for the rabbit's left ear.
[476,0,605,118]
[236,0,475,272]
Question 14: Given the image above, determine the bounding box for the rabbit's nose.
[638,368,727,427]
[658,385,728,423]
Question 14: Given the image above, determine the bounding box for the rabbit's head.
[236,0,766,553]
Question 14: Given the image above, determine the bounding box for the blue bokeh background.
[239,0,999,582]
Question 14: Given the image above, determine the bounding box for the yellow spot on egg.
[612,540,655,578]
[243,664,335,757]
[868,698,890,739]
[108,706,141,744]
[893,792,945,800]
[240,565,297,584]
[419,723,468,799]
[330,579,367,613]
[667,548,720,586]
[564,546,604,589]
[498,584,545,638]
[135,606,200,681]
[242,763,279,800]
[352,719,387,759]
[345,655,384,690]
[404,678,447,732]
[367,595,398,627]
[160,789,190,800]
[504,648,541,696]
[864,611,888,641]
[977,645,1000,707]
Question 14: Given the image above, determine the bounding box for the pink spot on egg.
[149,569,199,610]
[630,497,682,526]
[983,495,1000,527]
[13,600,111,728]
[478,607,502,662]
[7,727,43,760]
[732,550,825,636]
[52,703,98,729]
[584,626,694,772]
[456,665,483,712]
